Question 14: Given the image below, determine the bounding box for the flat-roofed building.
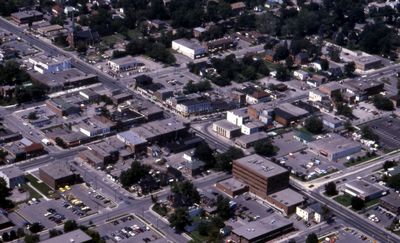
[175,97,212,116]
[29,68,97,92]
[231,214,293,243]
[212,120,241,139]
[235,131,269,149]
[380,193,400,214]
[45,97,81,116]
[39,163,77,189]
[130,118,188,143]
[0,166,25,188]
[274,103,309,126]
[353,55,382,71]
[117,130,147,152]
[41,229,91,243]
[308,134,361,161]
[11,10,43,25]
[266,188,305,215]
[76,116,115,137]
[206,37,236,54]
[233,154,290,198]
[344,179,386,201]
[216,178,249,197]
[107,55,142,72]
[241,121,264,135]
[36,24,66,37]
[343,79,384,101]
[172,38,207,59]
[28,54,71,74]
[319,82,344,97]
[227,108,249,126]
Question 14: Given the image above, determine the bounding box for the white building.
[172,38,207,59]
[296,204,323,223]
[226,108,249,126]
[28,54,71,74]
[308,90,328,103]
[293,70,310,81]
[241,121,264,135]
[0,166,25,188]
[107,55,142,72]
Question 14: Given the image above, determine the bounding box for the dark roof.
[74,29,100,42]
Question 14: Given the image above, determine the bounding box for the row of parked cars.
[107,217,152,242]
[44,208,65,224]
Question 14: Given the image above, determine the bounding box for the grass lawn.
[333,194,352,207]
[344,155,378,167]
[365,198,380,208]
[25,174,53,197]
[21,184,43,201]
[152,204,168,217]
[189,230,209,243]
[101,34,125,46]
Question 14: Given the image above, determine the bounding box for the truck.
[41,138,52,146]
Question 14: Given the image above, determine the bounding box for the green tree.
[197,221,210,236]
[327,46,341,62]
[28,223,43,233]
[373,95,394,111]
[275,65,290,81]
[168,208,191,232]
[273,45,289,61]
[383,160,397,170]
[0,177,13,208]
[24,234,39,243]
[344,62,355,77]
[361,126,379,142]
[320,59,329,71]
[2,232,9,242]
[214,147,244,171]
[17,227,25,238]
[171,181,200,207]
[49,229,61,238]
[63,220,78,233]
[119,161,151,188]
[336,103,353,118]
[306,233,318,243]
[304,116,323,134]
[27,112,38,120]
[254,140,278,157]
[351,196,365,210]
[194,142,215,168]
[324,182,338,196]
[216,195,232,220]
[387,174,400,190]
[75,41,87,53]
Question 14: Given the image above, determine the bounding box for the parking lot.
[363,206,395,229]
[273,132,307,158]
[97,55,163,80]
[17,199,79,229]
[63,184,114,213]
[329,227,376,243]
[97,215,166,243]
[280,150,340,181]
[363,117,400,150]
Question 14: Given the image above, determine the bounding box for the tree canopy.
[304,116,323,134]
[170,180,200,207]
[120,161,151,188]
[254,140,278,157]
[168,207,191,232]
[373,95,394,111]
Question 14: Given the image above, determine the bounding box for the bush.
[304,116,323,134]
[373,95,394,111]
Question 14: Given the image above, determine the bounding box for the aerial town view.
[1,0,400,243]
